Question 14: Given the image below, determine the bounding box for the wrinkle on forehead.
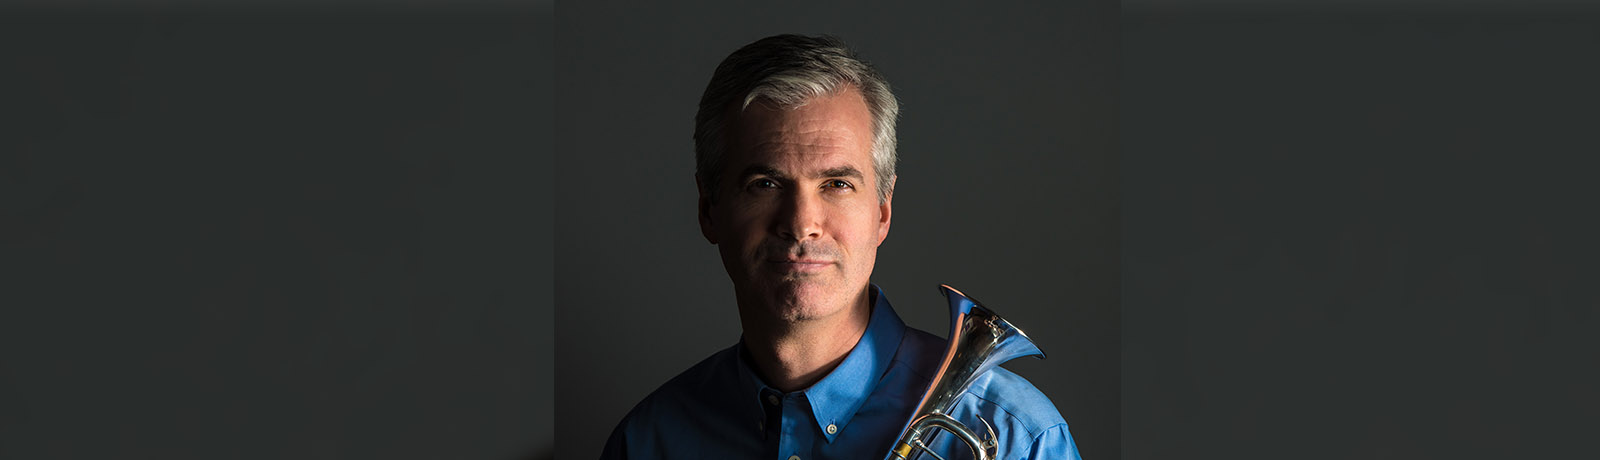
[748,129,857,157]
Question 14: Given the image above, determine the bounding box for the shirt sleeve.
[1018,423,1081,460]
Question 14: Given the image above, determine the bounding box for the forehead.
[724,89,875,177]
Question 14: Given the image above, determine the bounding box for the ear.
[876,175,895,245]
[697,177,719,245]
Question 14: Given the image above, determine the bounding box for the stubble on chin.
[760,275,836,323]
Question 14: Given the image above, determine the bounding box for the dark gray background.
[554,2,1119,460]
[1,5,552,459]
[9,1,1591,459]
[1123,2,1598,459]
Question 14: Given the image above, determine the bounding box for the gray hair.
[693,34,900,203]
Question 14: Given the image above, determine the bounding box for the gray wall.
[0,6,553,459]
[1122,3,1600,459]
[554,2,1119,460]
[12,2,1591,459]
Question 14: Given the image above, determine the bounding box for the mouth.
[766,259,833,273]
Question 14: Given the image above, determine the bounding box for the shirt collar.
[732,284,907,443]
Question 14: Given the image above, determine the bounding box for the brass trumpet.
[884,285,1046,460]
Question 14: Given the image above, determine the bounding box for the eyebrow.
[818,166,866,181]
[737,165,788,181]
[736,165,866,182]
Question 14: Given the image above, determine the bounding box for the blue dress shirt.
[601,286,1081,460]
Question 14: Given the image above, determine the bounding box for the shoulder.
[617,345,736,421]
[616,344,739,425]
[604,345,766,458]
[897,325,1069,440]
[961,367,1078,460]
[964,367,1068,437]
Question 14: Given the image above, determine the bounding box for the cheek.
[835,207,883,247]
[718,206,770,249]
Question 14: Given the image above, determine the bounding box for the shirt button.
[766,394,780,405]
[826,423,838,435]
[788,456,801,460]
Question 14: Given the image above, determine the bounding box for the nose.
[774,188,823,241]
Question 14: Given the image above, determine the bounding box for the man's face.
[699,88,893,324]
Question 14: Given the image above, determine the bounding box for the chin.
[771,303,837,323]
[764,280,845,322]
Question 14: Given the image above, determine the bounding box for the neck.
[741,287,874,393]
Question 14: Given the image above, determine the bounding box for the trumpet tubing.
[883,284,1046,460]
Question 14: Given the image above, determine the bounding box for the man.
[601,34,1081,460]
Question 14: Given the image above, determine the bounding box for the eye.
[747,178,780,191]
[824,179,853,190]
